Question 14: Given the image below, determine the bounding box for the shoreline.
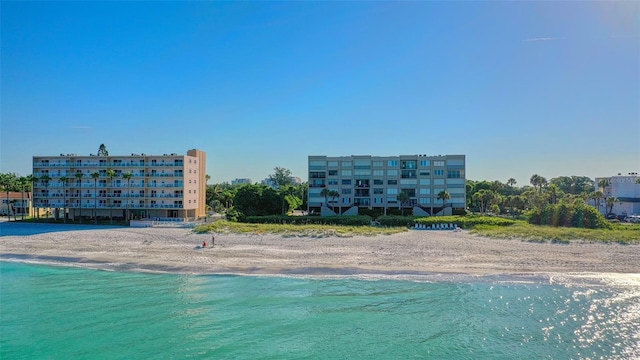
[1,222,639,278]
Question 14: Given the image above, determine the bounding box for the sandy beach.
[1,221,638,276]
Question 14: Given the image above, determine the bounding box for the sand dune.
[1,222,638,276]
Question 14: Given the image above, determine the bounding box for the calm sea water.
[1,262,638,359]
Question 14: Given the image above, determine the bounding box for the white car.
[624,215,640,223]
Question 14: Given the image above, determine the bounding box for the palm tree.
[27,175,38,219]
[590,190,604,211]
[598,178,610,194]
[39,174,51,222]
[18,176,27,221]
[605,197,620,216]
[546,184,561,205]
[75,172,84,223]
[507,178,517,195]
[59,176,68,223]
[397,191,409,216]
[530,174,547,193]
[91,172,100,224]
[437,190,451,216]
[328,190,340,213]
[123,172,133,224]
[0,174,14,221]
[320,188,331,208]
[107,168,116,224]
[9,200,18,221]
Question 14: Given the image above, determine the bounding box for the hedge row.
[414,215,516,229]
[243,215,372,226]
[376,215,416,227]
[527,203,610,229]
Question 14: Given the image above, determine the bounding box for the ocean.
[1,262,638,359]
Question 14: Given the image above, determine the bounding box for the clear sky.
[1,1,638,186]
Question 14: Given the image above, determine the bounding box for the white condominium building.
[32,149,206,221]
[594,172,640,216]
[308,154,466,216]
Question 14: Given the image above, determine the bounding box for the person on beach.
[211,234,215,247]
[202,241,207,248]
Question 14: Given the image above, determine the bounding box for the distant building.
[0,191,33,217]
[32,149,207,221]
[261,178,277,188]
[308,154,466,216]
[231,178,252,186]
[594,172,640,216]
[261,176,302,189]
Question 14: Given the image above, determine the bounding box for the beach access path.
[1,222,638,276]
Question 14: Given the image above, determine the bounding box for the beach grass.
[196,219,640,243]
[470,221,640,244]
[194,220,408,237]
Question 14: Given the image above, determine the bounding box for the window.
[387,160,398,167]
[327,161,338,167]
[447,170,461,178]
[342,188,351,194]
[341,179,352,185]
[341,161,352,167]
[433,179,445,185]
[373,188,384,194]
[388,179,398,185]
[387,188,398,195]
[328,170,338,176]
[341,170,352,176]
[401,170,416,178]
[419,170,430,176]
[419,197,430,204]
[374,179,384,185]
[434,160,445,167]
[434,169,444,176]
[373,170,384,176]
[387,197,397,203]
[419,188,431,195]
[328,179,338,185]
[387,170,398,176]
[420,160,430,167]
[401,161,416,169]
[373,161,383,167]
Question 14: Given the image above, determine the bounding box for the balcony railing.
[34,203,186,209]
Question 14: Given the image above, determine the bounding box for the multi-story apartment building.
[32,149,206,221]
[594,172,640,216]
[308,154,466,216]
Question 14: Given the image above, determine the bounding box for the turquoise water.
[1,262,639,359]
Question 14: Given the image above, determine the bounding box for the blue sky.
[2,1,638,186]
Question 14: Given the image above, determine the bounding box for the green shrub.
[413,215,515,229]
[243,215,372,226]
[377,215,415,227]
[527,203,610,229]
[358,208,385,219]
